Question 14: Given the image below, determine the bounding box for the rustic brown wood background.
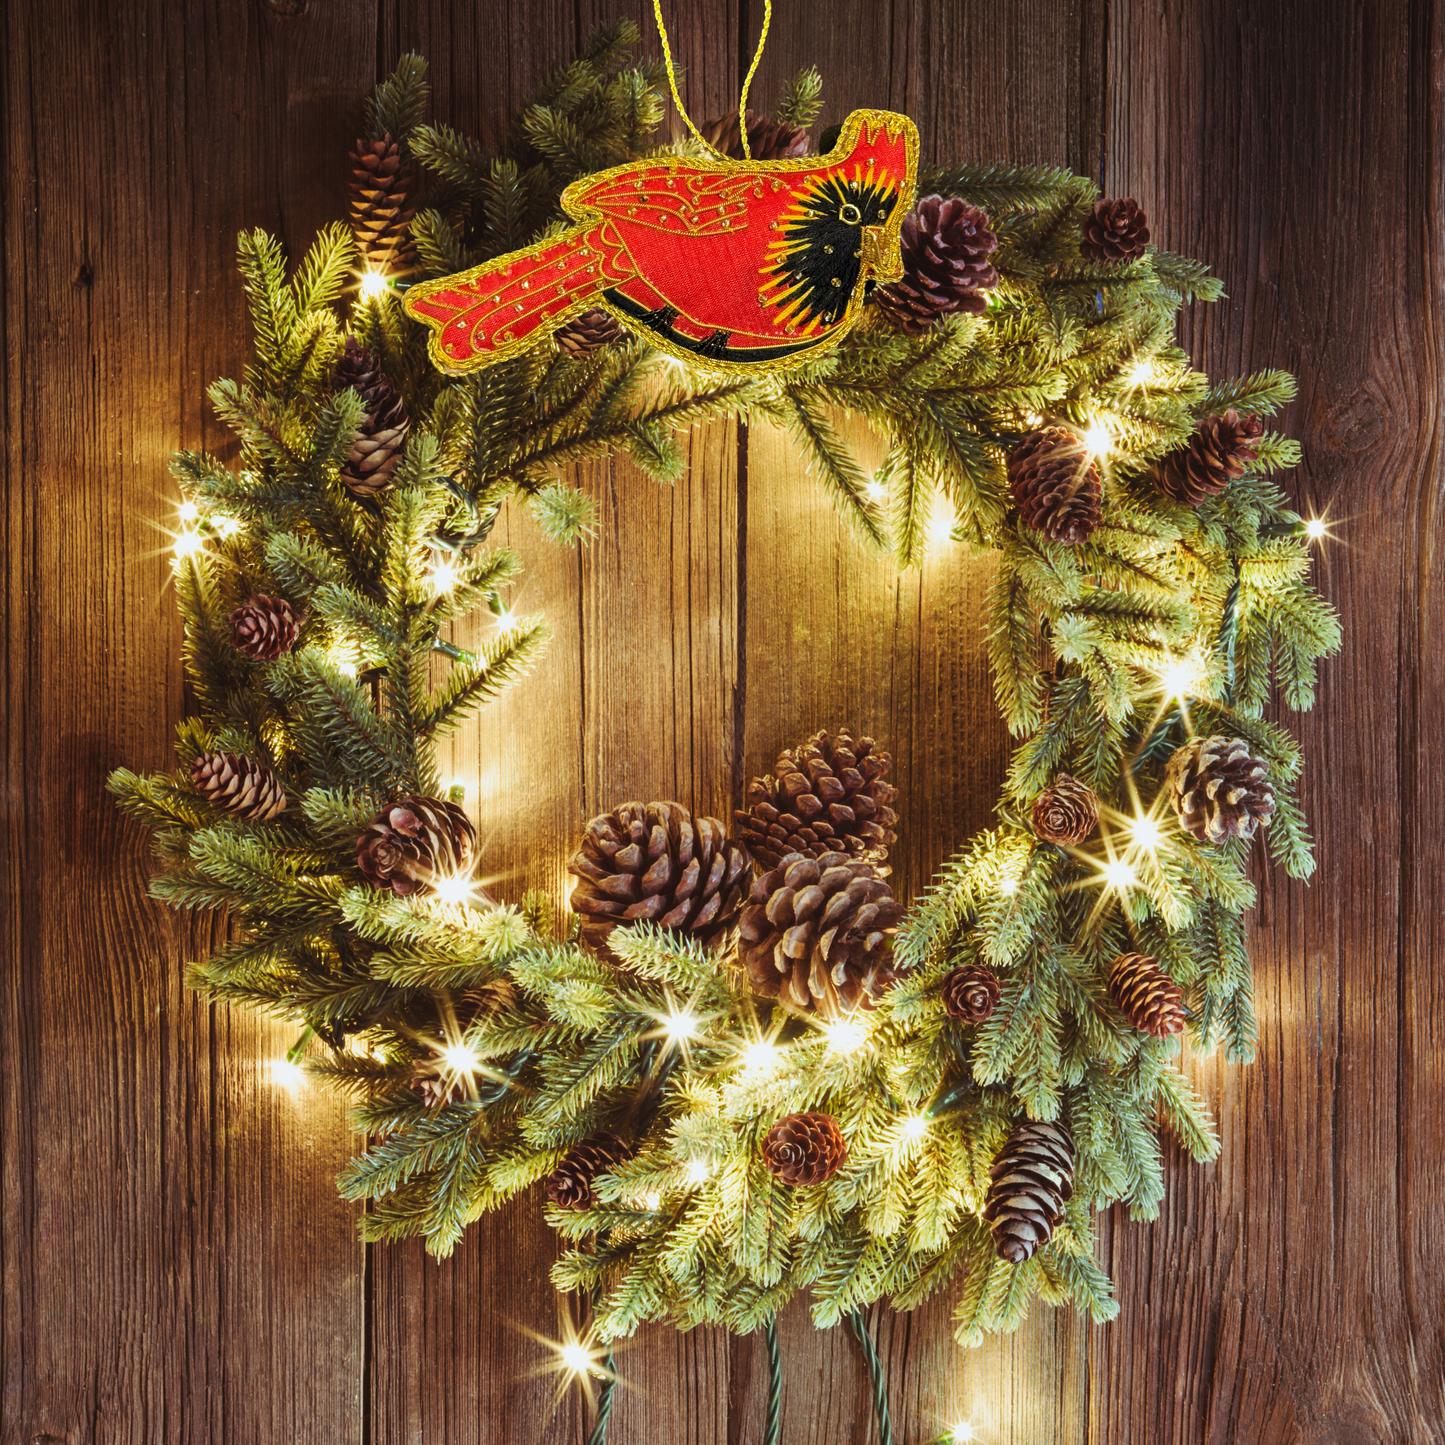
[4,0,1442,1441]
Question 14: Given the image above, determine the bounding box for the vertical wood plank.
[0,3,374,1443]
[1102,0,1445,1439]
[735,2,1104,1443]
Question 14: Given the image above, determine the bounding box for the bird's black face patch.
[759,171,900,332]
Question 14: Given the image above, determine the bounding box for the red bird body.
[404,110,919,373]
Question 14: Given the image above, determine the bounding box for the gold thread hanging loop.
[651,0,774,160]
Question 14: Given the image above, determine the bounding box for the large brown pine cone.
[335,339,410,497]
[1165,735,1275,844]
[1154,409,1266,506]
[1079,197,1150,263]
[568,802,752,952]
[941,963,1001,1023]
[762,1111,848,1185]
[735,730,898,872]
[191,751,287,822]
[1031,774,1100,845]
[1008,428,1103,546]
[872,195,999,332]
[348,133,419,269]
[545,1131,632,1210]
[1108,952,1186,1038]
[229,593,302,660]
[738,852,906,1019]
[698,108,810,160]
[982,1119,1076,1263]
[357,795,476,897]
[555,308,626,355]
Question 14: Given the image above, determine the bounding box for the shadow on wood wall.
[2,1,1439,1442]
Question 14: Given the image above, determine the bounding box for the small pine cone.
[568,802,752,952]
[1079,197,1150,263]
[229,593,302,661]
[1165,735,1275,844]
[982,1119,1076,1263]
[348,133,419,269]
[762,1111,848,1186]
[545,1131,632,1210]
[1154,409,1266,506]
[335,339,410,497]
[357,795,476,897]
[941,963,1001,1023]
[554,308,626,355]
[1031,774,1099,845]
[1008,427,1103,546]
[411,1069,466,1110]
[735,729,898,872]
[698,108,810,161]
[191,751,287,822]
[738,852,906,1020]
[1108,952,1186,1038]
[872,195,999,332]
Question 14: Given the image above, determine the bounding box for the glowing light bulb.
[686,1159,711,1184]
[1023,411,1044,427]
[1304,517,1328,541]
[177,499,200,522]
[494,610,516,630]
[824,1019,868,1055]
[1102,859,1136,892]
[903,1114,929,1139]
[742,1039,780,1072]
[864,478,885,501]
[929,507,956,547]
[172,531,205,559]
[270,1058,305,1090]
[431,873,476,906]
[1158,655,1200,701]
[212,514,242,537]
[358,270,390,301]
[557,1341,598,1377]
[1126,358,1156,386]
[643,1192,661,1211]
[1131,816,1163,852]
[1081,419,1112,457]
[952,1424,979,1444]
[429,560,460,593]
[997,876,1019,896]
[438,1043,479,1075]
[663,1009,697,1045]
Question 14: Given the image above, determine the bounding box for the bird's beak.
[860,225,902,283]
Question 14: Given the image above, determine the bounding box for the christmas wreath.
[110,23,1339,1438]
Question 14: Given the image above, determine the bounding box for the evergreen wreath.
[110,25,1339,1431]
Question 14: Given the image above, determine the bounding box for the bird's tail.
[403,222,627,373]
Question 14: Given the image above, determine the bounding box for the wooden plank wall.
[2,2,1439,1443]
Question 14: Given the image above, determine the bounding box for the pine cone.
[1079,197,1150,263]
[1108,952,1185,1038]
[229,593,302,661]
[1165,735,1275,844]
[191,751,287,821]
[335,339,410,497]
[982,1119,1076,1263]
[1154,410,1266,505]
[941,963,1001,1023]
[698,108,810,161]
[872,195,999,332]
[568,802,752,953]
[735,730,898,872]
[762,1111,848,1185]
[1008,427,1103,546]
[357,795,476,897]
[555,308,626,355]
[348,133,419,269]
[545,1131,632,1210]
[1031,773,1099,845]
[738,852,906,1019]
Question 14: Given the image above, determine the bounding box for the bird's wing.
[567,163,763,238]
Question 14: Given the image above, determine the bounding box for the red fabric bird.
[403,110,919,374]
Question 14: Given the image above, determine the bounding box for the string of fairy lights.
[153,264,1340,1443]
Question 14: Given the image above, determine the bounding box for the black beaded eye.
[840,202,862,225]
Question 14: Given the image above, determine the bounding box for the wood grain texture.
[4,1,1439,1443]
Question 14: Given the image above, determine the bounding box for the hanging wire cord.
[585,1280,619,1445]
[651,0,773,158]
[763,1313,783,1445]
[848,1308,896,1445]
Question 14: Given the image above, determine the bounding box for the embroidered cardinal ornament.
[404,110,919,374]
